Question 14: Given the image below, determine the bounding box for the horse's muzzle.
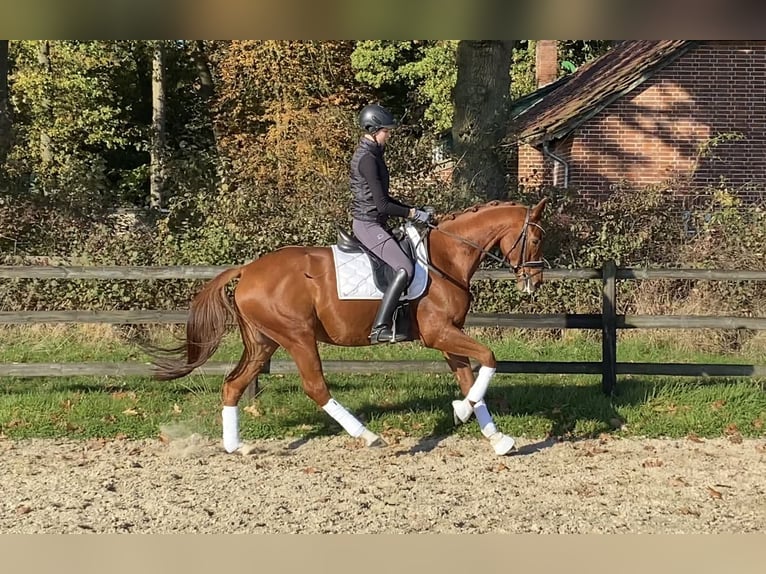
[517,269,543,294]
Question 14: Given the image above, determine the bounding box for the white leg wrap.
[452,398,473,424]
[466,366,496,403]
[322,398,364,438]
[489,432,516,455]
[473,400,498,438]
[222,406,242,453]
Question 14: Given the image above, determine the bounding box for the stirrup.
[370,325,407,344]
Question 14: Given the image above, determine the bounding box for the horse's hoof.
[452,400,473,425]
[223,441,243,454]
[488,432,516,456]
[360,428,387,448]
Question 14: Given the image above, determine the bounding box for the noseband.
[504,208,546,275]
[427,207,545,276]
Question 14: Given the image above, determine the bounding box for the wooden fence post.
[601,260,617,396]
[242,359,270,401]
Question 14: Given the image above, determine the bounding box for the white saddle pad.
[331,225,430,300]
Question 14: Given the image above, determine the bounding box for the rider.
[350,103,431,344]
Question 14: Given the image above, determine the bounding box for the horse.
[151,197,548,456]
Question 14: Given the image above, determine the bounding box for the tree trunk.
[451,40,515,201]
[0,40,10,164]
[191,40,231,196]
[192,40,214,102]
[150,41,167,210]
[37,41,53,168]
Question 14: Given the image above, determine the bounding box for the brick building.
[511,41,766,206]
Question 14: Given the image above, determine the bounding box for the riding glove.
[411,208,431,224]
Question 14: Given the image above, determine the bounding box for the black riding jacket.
[350,137,411,226]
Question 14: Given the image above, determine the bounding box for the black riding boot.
[370,268,409,344]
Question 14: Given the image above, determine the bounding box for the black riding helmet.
[359,104,397,134]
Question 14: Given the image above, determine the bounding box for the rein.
[426,207,546,275]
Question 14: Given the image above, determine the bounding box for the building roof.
[511,40,698,146]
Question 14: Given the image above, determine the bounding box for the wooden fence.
[2,262,766,395]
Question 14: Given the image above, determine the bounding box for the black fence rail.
[2,262,765,395]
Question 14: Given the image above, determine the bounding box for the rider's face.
[374,128,391,146]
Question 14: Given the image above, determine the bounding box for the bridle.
[425,207,546,280]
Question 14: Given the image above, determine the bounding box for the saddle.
[335,226,417,292]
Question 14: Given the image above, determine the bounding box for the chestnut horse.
[152,198,547,456]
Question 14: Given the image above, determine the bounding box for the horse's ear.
[530,197,548,220]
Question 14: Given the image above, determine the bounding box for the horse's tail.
[152,266,243,381]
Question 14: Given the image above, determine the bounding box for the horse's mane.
[435,200,520,224]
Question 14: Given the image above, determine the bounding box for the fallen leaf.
[381,427,406,440]
[710,400,726,411]
[172,404,182,414]
[707,486,723,499]
[642,458,664,468]
[669,476,689,487]
[15,505,32,515]
[728,433,743,445]
[490,463,509,472]
[243,404,261,418]
[753,419,763,430]
[122,408,139,416]
[574,484,597,497]
[755,443,766,454]
[444,449,464,458]
[87,438,107,450]
[302,466,320,474]
[725,423,740,435]
[653,403,678,414]
[678,507,700,517]
[687,433,705,443]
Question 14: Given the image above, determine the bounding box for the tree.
[150,41,167,209]
[0,40,10,164]
[37,40,53,169]
[351,40,458,132]
[190,40,230,191]
[451,40,515,200]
